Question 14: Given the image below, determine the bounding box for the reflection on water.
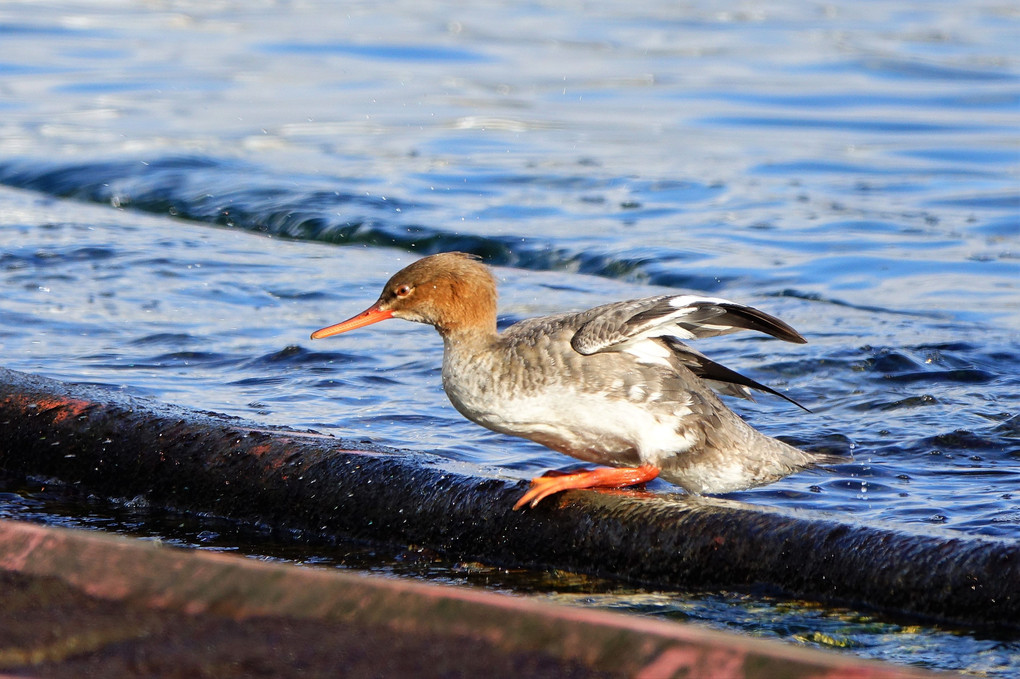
[0,0,1017,675]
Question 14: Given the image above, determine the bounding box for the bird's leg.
[513,464,660,510]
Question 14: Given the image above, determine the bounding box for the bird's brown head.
[311,252,498,340]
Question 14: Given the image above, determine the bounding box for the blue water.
[0,1,1018,675]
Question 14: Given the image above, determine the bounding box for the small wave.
[918,429,1005,452]
[855,345,1001,385]
[260,41,492,64]
[129,332,197,347]
[243,345,371,368]
[769,289,935,318]
[881,369,994,385]
[699,115,981,134]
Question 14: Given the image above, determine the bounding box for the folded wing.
[570,295,808,410]
[570,295,806,354]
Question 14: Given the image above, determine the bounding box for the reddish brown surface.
[0,570,614,679]
[0,520,937,679]
[0,393,94,425]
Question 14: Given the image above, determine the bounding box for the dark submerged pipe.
[0,367,1016,629]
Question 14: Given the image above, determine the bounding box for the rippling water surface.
[0,0,1018,674]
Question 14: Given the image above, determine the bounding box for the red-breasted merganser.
[312,252,836,509]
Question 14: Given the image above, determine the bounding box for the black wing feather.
[662,337,811,412]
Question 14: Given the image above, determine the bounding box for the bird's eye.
[394,284,412,298]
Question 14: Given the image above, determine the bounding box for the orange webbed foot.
[512,464,660,510]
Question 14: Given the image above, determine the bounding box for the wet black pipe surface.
[0,367,1016,629]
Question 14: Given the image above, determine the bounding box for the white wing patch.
[667,295,730,308]
[620,337,673,367]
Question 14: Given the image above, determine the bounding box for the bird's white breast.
[443,363,698,468]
